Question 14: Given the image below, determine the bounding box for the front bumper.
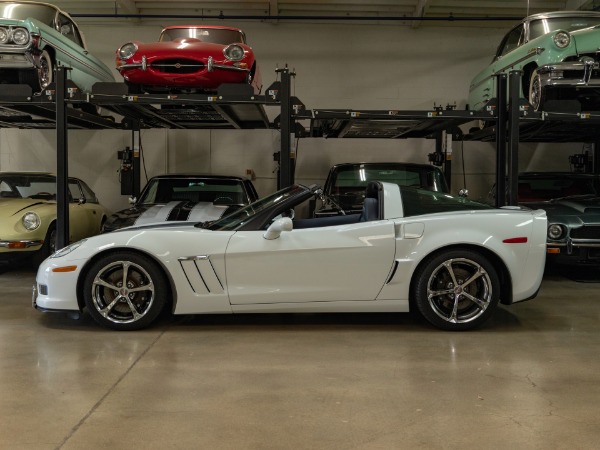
[117,55,250,73]
[538,60,600,88]
[547,239,600,265]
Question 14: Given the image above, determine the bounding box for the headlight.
[118,42,138,60]
[0,27,8,44]
[553,31,571,49]
[223,44,245,61]
[50,239,86,258]
[548,224,565,240]
[22,212,41,231]
[12,27,29,45]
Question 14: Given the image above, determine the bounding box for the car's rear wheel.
[19,49,53,92]
[83,251,168,330]
[413,249,500,331]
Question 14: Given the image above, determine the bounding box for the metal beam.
[411,0,429,28]
[56,67,69,251]
[495,73,507,208]
[507,70,522,206]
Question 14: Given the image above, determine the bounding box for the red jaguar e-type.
[115,25,261,94]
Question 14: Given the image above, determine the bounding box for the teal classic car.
[0,1,114,92]
[469,11,600,111]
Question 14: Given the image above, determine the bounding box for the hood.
[136,39,239,58]
[523,196,600,224]
[103,201,233,232]
[0,198,50,216]
[570,25,600,53]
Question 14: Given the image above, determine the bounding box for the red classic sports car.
[116,25,261,94]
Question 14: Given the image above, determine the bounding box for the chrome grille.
[151,59,204,74]
[570,225,600,240]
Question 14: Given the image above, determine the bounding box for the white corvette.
[34,182,548,331]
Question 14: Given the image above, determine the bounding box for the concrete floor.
[1,265,600,450]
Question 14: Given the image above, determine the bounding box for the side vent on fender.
[385,260,400,284]
[178,256,224,294]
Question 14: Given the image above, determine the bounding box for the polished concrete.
[1,264,600,450]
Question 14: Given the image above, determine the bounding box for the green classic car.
[0,172,110,266]
[0,1,114,92]
[469,11,600,112]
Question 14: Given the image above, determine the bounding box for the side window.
[68,180,82,203]
[57,14,83,47]
[497,25,524,58]
[79,181,98,203]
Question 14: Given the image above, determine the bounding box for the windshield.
[529,17,600,40]
[518,175,600,202]
[159,28,245,44]
[0,173,80,201]
[327,164,448,207]
[206,185,306,231]
[401,187,491,217]
[0,3,57,26]
[138,177,247,205]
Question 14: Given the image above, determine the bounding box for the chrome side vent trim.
[178,256,224,294]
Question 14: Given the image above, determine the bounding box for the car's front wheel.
[83,251,168,330]
[413,249,500,331]
[19,49,53,92]
[528,70,546,111]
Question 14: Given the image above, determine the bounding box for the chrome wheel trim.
[529,72,542,111]
[426,257,492,324]
[90,260,155,324]
[38,52,52,90]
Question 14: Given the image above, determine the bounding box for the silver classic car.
[0,1,114,92]
[469,11,600,111]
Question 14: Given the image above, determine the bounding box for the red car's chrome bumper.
[117,55,250,73]
[117,55,251,89]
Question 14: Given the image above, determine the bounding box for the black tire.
[528,70,546,111]
[413,249,500,331]
[31,224,56,267]
[82,251,168,331]
[19,49,53,92]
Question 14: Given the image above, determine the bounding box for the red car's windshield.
[159,28,245,44]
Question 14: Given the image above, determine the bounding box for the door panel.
[226,221,396,305]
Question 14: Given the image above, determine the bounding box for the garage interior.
[2,0,600,448]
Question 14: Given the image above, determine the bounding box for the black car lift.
[1,67,600,250]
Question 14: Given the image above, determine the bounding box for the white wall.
[0,19,580,212]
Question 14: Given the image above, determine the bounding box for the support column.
[56,67,69,250]
[507,70,522,206]
[277,66,293,189]
[132,121,141,198]
[494,73,508,207]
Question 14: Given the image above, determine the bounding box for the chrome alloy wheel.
[90,260,155,324]
[426,257,492,324]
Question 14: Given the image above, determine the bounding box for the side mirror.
[78,196,86,205]
[263,217,293,240]
[128,196,136,205]
[458,189,469,198]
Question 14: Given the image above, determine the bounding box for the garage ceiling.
[49,0,596,25]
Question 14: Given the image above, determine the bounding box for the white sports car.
[34,182,548,331]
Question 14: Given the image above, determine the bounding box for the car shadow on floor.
[544,264,600,283]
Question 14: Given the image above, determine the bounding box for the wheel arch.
[521,62,538,98]
[75,247,177,312]
[409,244,513,307]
